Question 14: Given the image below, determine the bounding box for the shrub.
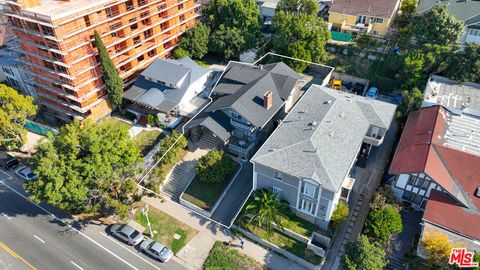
[370,186,400,210]
[364,204,403,242]
[421,232,457,268]
[330,201,349,230]
[147,114,157,126]
[157,130,187,165]
[343,235,387,270]
[196,149,237,183]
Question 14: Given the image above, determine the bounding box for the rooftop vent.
[325,100,332,104]
[339,112,345,118]
[475,187,480,198]
[329,131,334,137]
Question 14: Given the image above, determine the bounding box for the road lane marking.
[33,235,45,244]
[70,261,84,270]
[100,232,162,270]
[0,241,38,270]
[1,212,11,220]
[0,169,12,180]
[0,180,139,270]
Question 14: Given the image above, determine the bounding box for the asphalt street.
[0,169,188,270]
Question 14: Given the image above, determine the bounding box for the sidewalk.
[142,197,307,270]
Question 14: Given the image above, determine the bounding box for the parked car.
[352,83,365,95]
[0,154,19,170]
[14,166,37,181]
[140,237,174,262]
[393,94,404,104]
[343,81,353,91]
[330,79,342,91]
[365,87,379,99]
[109,224,143,246]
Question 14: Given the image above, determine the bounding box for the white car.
[109,224,144,246]
[15,166,37,181]
[140,237,174,262]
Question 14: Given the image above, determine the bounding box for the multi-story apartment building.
[3,0,201,122]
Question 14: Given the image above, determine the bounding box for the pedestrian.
[240,239,244,249]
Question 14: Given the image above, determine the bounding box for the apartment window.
[133,36,141,45]
[43,60,55,70]
[84,16,91,27]
[302,181,316,198]
[129,17,137,23]
[6,78,20,89]
[140,11,150,18]
[372,17,383,24]
[357,15,367,24]
[179,14,185,22]
[112,32,118,38]
[137,55,145,62]
[468,29,480,36]
[274,171,282,180]
[158,4,167,11]
[2,66,13,76]
[178,3,184,10]
[299,199,315,215]
[147,49,156,57]
[126,0,134,10]
[144,29,153,39]
[272,187,281,198]
[41,26,55,36]
[130,23,138,30]
[52,52,63,61]
[110,22,122,31]
[106,7,114,18]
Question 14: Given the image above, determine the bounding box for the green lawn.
[134,130,163,156]
[105,117,131,131]
[195,53,224,67]
[135,204,198,253]
[238,218,323,265]
[182,163,240,210]
[204,241,267,270]
[279,211,316,238]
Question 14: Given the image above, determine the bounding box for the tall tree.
[176,22,210,59]
[94,31,124,107]
[395,88,424,122]
[205,0,261,51]
[0,84,37,150]
[364,204,403,242]
[244,189,290,234]
[209,25,245,59]
[401,51,427,89]
[25,120,141,217]
[343,235,388,270]
[412,5,464,46]
[272,8,329,72]
[444,43,480,83]
[400,0,418,17]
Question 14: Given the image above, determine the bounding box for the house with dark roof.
[416,0,480,45]
[251,85,396,229]
[186,61,303,158]
[123,57,212,128]
[328,0,401,37]
[389,105,480,255]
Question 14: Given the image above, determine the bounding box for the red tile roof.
[390,105,480,240]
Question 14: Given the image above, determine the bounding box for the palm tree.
[244,189,290,234]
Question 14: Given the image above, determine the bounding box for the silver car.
[140,237,174,262]
[15,166,37,181]
[109,224,143,246]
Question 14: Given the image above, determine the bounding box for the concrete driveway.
[211,162,253,227]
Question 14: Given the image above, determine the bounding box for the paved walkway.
[141,197,307,270]
[323,120,399,270]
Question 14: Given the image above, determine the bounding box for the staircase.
[386,255,404,270]
[161,162,196,201]
[339,193,365,255]
[193,134,220,151]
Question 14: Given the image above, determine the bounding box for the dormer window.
[301,180,317,198]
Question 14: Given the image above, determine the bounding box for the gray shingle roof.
[329,0,400,19]
[416,0,480,25]
[251,85,397,192]
[123,57,210,113]
[186,111,233,142]
[206,62,301,128]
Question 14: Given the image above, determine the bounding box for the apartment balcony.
[363,126,385,146]
[227,137,255,157]
[230,119,255,132]
[341,21,373,35]
[340,177,355,203]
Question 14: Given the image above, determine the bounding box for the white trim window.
[274,171,282,180]
[372,17,384,24]
[272,187,281,198]
[302,181,317,198]
[468,29,480,36]
[300,199,316,215]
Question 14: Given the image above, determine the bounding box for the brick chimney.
[264,91,272,109]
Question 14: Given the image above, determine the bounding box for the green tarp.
[24,121,58,136]
[331,31,354,42]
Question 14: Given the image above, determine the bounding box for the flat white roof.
[444,113,480,156]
